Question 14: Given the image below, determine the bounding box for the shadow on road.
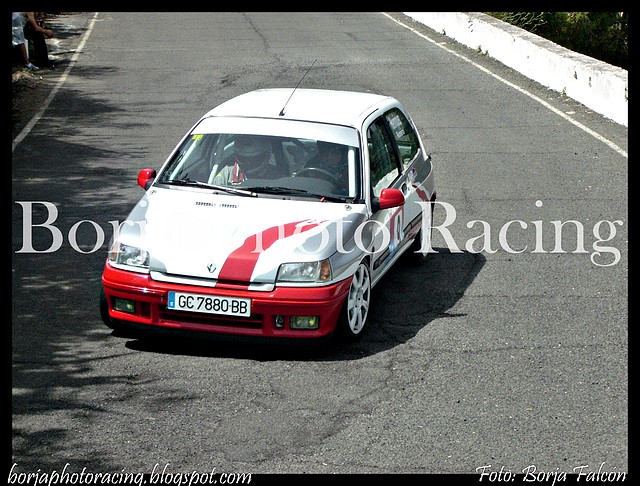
[123,249,485,361]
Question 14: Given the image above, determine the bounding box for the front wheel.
[100,287,135,337]
[100,286,114,328]
[338,262,371,340]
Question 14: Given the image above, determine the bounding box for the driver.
[303,141,349,191]
[213,135,282,185]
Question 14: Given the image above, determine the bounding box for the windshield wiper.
[160,179,256,197]
[245,186,309,195]
[246,186,348,202]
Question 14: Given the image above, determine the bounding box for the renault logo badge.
[207,261,217,273]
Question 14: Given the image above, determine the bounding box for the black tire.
[337,262,372,340]
[99,286,114,328]
[408,200,434,265]
[99,287,141,338]
[409,227,430,265]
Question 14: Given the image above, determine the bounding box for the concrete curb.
[404,12,628,127]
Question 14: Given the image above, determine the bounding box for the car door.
[364,105,431,286]
[382,106,432,251]
[365,113,406,285]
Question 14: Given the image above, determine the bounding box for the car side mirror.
[372,187,405,211]
[137,168,156,190]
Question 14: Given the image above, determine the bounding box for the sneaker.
[25,63,40,71]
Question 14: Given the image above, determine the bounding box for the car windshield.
[156,120,361,200]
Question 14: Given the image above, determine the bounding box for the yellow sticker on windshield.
[192,134,203,141]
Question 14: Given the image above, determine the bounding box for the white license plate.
[167,291,251,317]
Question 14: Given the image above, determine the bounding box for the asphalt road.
[11,12,628,479]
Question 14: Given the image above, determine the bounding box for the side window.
[384,108,420,168]
[367,119,399,197]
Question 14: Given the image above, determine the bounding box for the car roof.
[203,88,395,127]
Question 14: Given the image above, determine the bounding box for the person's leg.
[18,43,29,64]
[19,43,39,70]
[30,32,52,67]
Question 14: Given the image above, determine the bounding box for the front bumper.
[101,263,352,340]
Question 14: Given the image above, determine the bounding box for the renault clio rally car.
[100,88,436,342]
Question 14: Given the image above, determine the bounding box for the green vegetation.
[485,12,628,70]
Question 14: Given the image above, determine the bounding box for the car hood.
[120,187,368,284]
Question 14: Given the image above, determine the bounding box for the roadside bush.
[485,12,628,70]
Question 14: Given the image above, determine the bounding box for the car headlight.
[108,241,149,272]
[277,259,332,283]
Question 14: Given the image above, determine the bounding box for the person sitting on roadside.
[12,12,38,71]
[212,135,282,185]
[23,12,55,69]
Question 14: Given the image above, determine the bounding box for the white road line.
[384,13,628,159]
[12,13,100,153]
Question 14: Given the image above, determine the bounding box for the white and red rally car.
[100,88,436,342]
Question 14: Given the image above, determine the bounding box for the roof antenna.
[279,59,317,117]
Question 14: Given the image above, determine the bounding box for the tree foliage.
[486,12,628,70]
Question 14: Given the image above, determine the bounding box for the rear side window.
[384,108,420,168]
